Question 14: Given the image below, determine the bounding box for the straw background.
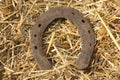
[0,0,120,80]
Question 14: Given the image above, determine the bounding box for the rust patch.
[30,7,96,70]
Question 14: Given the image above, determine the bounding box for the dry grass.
[0,0,120,80]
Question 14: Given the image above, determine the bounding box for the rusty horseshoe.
[30,7,96,70]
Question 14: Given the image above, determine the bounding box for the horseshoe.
[30,7,96,70]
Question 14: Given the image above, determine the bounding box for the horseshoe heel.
[30,7,96,70]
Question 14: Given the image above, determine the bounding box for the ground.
[0,0,120,80]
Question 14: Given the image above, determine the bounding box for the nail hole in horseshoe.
[34,46,37,49]
[90,43,92,46]
[38,24,41,27]
[72,12,75,15]
[34,34,37,37]
[81,19,85,23]
[88,30,91,33]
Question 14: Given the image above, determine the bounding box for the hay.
[0,0,120,80]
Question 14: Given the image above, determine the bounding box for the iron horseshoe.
[30,7,96,70]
